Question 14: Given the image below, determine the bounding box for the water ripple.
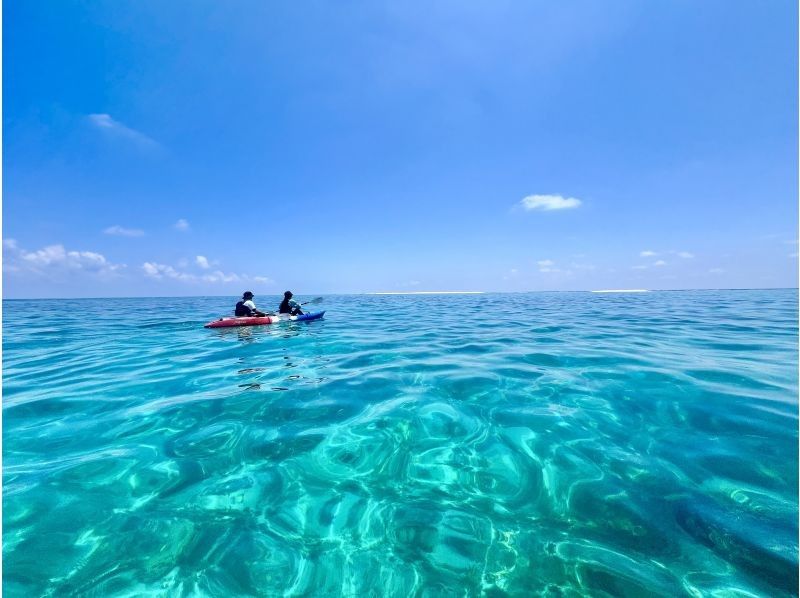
[3,290,797,596]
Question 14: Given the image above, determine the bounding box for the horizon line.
[2,287,797,301]
[368,291,486,295]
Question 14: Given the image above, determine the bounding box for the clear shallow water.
[3,290,798,597]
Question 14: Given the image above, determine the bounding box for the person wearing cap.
[235,291,268,317]
[278,291,304,316]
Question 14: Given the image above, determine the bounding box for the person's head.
[284,291,293,299]
[243,291,254,300]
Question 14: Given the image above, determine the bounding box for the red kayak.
[204,311,325,328]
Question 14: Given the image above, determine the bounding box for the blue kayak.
[291,311,325,322]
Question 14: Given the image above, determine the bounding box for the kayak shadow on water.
[220,316,331,393]
[209,319,325,343]
[208,326,299,343]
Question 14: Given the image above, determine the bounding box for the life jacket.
[235,301,253,317]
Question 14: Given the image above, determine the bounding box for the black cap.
[243,291,254,298]
[284,291,293,298]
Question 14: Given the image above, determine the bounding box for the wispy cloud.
[640,250,657,257]
[676,251,694,259]
[201,270,243,284]
[537,259,555,272]
[87,114,158,149]
[142,261,271,285]
[537,259,571,274]
[570,262,595,271]
[142,262,195,281]
[4,240,125,277]
[196,255,210,269]
[519,194,582,211]
[174,219,190,232]
[633,259,668,270]
[104,225,145,237]
[709,268,725,274]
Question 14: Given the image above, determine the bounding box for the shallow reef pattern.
[3,290,798,596]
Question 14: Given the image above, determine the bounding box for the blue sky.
[4,0,797,298]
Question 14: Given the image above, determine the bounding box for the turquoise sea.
[3,290,798,596]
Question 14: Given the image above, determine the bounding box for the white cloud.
[653,260,667,267]
[142,262,195,281]
[141,262,160,277]
[174,219,190,232]
[196,255,210,269]
[142,261,270,285]
[709,268,725,274]
[640,250,657,257]
[104,225,145,237]
[202,271,240,283]
[5,241,125,277]
[519,194,582,211]
[676,251,694,259]
[537,259,567,274]
[632,265,648,270]
[88,114,158,148]
[570,262,595,270]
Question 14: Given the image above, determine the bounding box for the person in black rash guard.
[235,291,268,317]
[278,291,304,316]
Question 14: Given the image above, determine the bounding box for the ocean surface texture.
[3,290,798,597]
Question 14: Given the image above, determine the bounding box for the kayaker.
[279,291,304,316]
[235,291,268,317]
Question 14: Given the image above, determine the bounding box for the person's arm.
[250,300,275,317]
